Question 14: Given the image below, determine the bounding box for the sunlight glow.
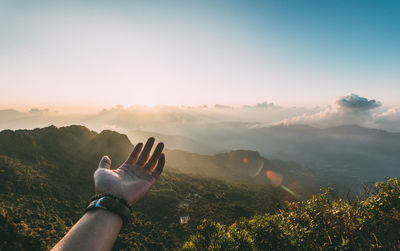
[1,1,399,108]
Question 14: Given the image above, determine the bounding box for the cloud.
[242,101,279,109]
[29,108,49,115]
[279,94,394,129]
[336,94,381,110]
[374,108,400,132]
[1,95,399,134]
[214,104,233,109]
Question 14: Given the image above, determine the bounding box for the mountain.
[0,125,322,195]
[2,107,397,189]
[0,125,287,250]
[251,125,400,182]
[165,149,322,195]
[183,124,400,189]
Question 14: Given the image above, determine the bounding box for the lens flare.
[265,170,283,187]
[281,185,302,200]
[251,159,264,177]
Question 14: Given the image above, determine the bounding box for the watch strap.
[89,193,131,209]
[85,195,131,228]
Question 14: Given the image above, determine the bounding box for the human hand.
[93,137,165,206]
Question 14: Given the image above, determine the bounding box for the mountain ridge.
[0,125,320,195]
[0,125,288,250]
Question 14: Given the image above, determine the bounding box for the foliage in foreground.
[183,178,400,250]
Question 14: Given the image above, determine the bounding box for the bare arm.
[52,210,122,251]
[52,137,165,251]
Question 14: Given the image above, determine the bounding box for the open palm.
[94,137,165,206]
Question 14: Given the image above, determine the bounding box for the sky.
[1,0,399,111]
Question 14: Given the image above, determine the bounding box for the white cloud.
[278,94,400,132]
[374,108,400,132]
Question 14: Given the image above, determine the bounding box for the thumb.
[98,155,111,169]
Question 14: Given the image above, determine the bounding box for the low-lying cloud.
[1,94,399,135]
[242,101,280,109]
[279,94,400,131]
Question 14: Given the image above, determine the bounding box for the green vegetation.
[0,156,283,250]
[0,126,284,250]
[183,178,400,250]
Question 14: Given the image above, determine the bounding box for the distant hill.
[251,125,400,183]
[165,149,322,195]
[184,124,400,188]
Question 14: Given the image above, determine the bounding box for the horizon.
[0,94,377,113]
[1,93,400,133]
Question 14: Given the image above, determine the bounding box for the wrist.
[84,208,123,228]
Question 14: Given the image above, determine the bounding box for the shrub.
[184,178,400,250]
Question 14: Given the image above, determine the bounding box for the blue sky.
[1,0,399,110]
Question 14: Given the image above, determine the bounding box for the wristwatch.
[85,195,131,228]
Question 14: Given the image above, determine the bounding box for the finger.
[151,154,165,178]
[136,137,155,166]
[125,143,143,164]
[98,156,111,169]
[144,142,164,172]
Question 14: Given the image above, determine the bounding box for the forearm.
[52,209,122,251]
[52,138,164,250]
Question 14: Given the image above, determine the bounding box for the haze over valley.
[2,93,400,191]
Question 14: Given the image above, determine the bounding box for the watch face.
[95,197,108,209]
